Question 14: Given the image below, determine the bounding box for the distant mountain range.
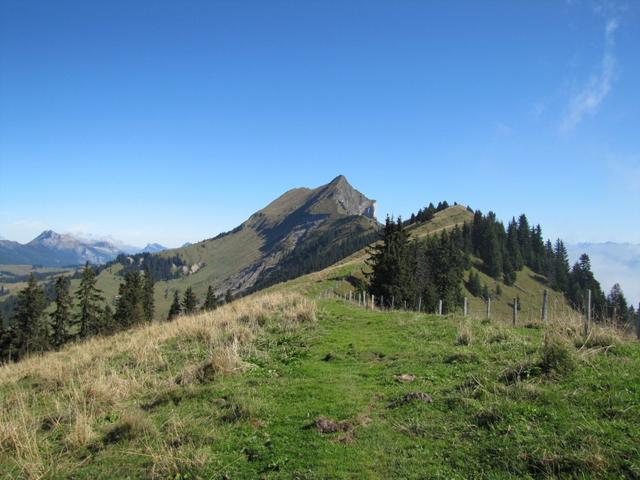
[0,231,167,267]
[567,242,640,306]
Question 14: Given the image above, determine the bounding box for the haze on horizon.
[1,0,639,249]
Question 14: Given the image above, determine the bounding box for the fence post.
[418,296,422,313]
[391,296,395,310]
[486,297,491,319]
[585,289,592,336]
[371,295,375,310]
[512,298,518,326]
[541,289,548,322]
[381,296,384,309]
[463,297,468,316]
[438,299,443,316]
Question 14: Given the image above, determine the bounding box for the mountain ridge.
[0,231,166,266]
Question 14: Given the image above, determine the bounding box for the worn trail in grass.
[144,300,639,479]
[3,297,640,479]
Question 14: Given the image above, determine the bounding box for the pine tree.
[203,286,218,311]
[75,263,104,338]
[182,287,198,314]
[142,266,155,322]
[11,274,48,357]
[50,275,72,349]
[168,290,181,320]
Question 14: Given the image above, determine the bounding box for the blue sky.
[1,0,639,249]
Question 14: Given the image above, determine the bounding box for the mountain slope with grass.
[1,279,638,478]
[89,175,379,319]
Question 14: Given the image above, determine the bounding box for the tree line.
[368,208,637,324]
[0,263,230,363]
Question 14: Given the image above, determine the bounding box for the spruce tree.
[50,275,72,349]
[506,219,523,270]
[182,287,198,314]
[203,286,218,311]
[367,216,413,306]
[607,283,629,324]
[467,271,482,297]
[224,289,233,304]
[168,290,181,320]
[75,263,104,338]
[517,214,532,266]
[100,304,115,335]
[553,239,570,292]
[114,271,144,328]
[11,274,48,357]
[142,266,155,322]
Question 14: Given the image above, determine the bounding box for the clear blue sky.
[1,0,639,248]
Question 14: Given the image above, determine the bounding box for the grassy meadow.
[1,288,639,479]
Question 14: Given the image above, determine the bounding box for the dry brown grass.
[0,292,315,479]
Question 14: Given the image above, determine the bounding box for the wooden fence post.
[486,297,491,319]
[438,299,443,316]
[541,289,548,322]
[463,297,468,316]
[418,297,422,313]
[371,295,375,310]
[585,289,592,336]
[512,298,518,326]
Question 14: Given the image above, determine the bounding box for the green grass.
[3,295,638,479]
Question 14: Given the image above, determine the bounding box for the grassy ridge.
[1,291,638,478]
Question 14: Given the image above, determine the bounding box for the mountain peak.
[311,175,376,219]
[32,230,62,242]
[328,174,348,185]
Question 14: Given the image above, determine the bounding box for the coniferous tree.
[553,239,570,292]
[182,287,198,314]
[142,266,155,322]
[367,216,413,306]
[566,254,606,320]
[114,271,144,328]
[482,215,503,279]
[530,225,546,273]
[482,284,490,302]
[11,274,48,357]
[50,275,72,349]
[168,290,181,320]
[506,219,523,271]
[203,286,218,311]
[467,271,482,297]
[224,289,233,305]
[517,214,532,266]
[75,263,104,338]
[0,313,10,362]
[607,283,629,324]
[100,304,116,335]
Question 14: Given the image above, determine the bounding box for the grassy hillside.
[1,289,638,478]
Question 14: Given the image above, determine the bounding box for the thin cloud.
[560,18,619,133]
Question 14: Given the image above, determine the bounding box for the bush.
[541,335,575,375]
